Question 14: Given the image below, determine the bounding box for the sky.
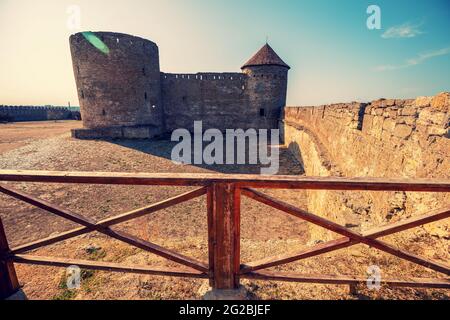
[0,0,449,106]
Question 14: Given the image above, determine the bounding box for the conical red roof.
[241,44,290,69]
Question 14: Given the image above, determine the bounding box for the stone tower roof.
[241,43,290,70]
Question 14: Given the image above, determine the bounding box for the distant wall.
[283,93,450,241]
[0,106,78,122]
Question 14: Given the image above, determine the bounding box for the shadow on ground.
[110,137,305,175]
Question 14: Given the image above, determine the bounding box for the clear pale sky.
[0,0,449,106]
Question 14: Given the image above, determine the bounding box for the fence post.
[0,217,20,299]
[210,183,241,290]
[206,186,215,287]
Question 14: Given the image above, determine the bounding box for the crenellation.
[161,72,245,83]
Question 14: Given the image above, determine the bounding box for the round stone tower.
[241,44,290,130]
[70,31,164,138]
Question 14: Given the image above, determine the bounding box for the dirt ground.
[0,121,448,300]
[0,121,82,153]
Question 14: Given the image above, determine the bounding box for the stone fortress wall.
[161,72,249,132]
[0,105,79,122]
[161,68,287,132]
[282,92,450,241]
[69,31,290,139]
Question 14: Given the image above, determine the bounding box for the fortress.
[70,32,290,139]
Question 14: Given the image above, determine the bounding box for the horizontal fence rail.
[0,170,449,299]
[1,170,449,191]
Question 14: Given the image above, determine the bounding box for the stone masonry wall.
[161,72,256,132]
[162,68,289,133]
[0,106,77,122]
[243,65,289,130]
[283,92,449,241]
[70,32,164,131]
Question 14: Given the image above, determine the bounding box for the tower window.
[102,109,106,116]
[80,90,84,99]
[260,108,266,117]
[144,92,148,100]
[142,67,146,76]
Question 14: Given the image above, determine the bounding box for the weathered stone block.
[400,106,417,116]
[396,116,416,126]
[371,99,386,107]
[71,127,123,139]
[414,96,432,108]
[385,99,396,107]
[123,127,152,139]
[362,114,373,133]
[381,129,392,141]
[418,109,447,126]
[393,124,413,139]
[430,92,450,112]
[386,108,399,118]
[427,126,448,137]
[374,108,384,116]
[382,118,396,131]
[370,116,384,139]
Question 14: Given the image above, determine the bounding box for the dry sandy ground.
[0,121,82,153]
[0,121,448,300]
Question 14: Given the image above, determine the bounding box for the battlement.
[162,72,246,82]
[0,105,73,111]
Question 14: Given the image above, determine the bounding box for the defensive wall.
[0,105,80,122]
[282,92,450,241]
